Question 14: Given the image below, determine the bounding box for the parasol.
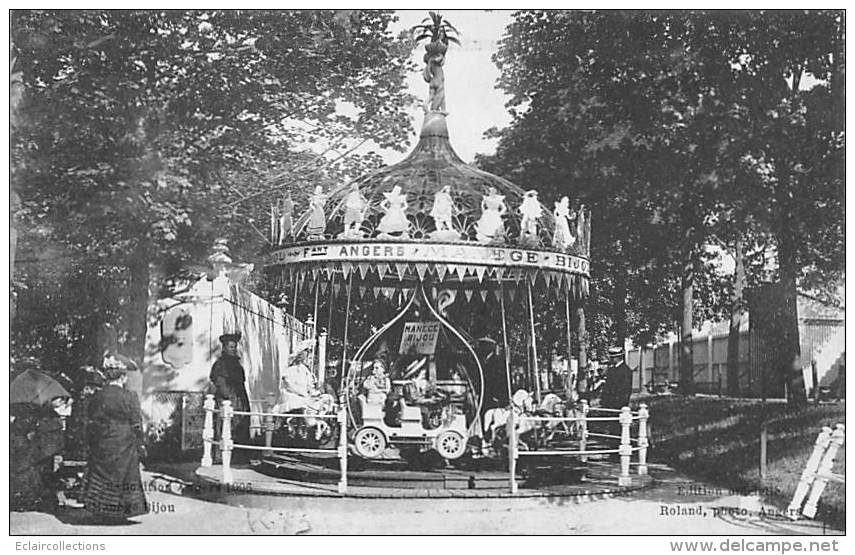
[11,369,71,406]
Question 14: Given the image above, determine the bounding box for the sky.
[384,10,514,163]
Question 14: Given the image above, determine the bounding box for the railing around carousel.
[507,401,650,493]
[200,394,348,494]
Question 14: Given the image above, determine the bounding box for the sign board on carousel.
[399,321,441,355]
[266,241,590,276]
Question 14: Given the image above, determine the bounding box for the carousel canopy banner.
[263,19,590,299]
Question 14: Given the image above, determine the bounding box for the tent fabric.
[142,275,314,437]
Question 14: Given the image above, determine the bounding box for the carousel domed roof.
[316,111,551,245]
[264,19,590,297]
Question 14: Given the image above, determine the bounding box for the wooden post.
[508,410,518,494]
[306,315,316,373]
[759,423,768,482]
[802,424,845,518]
[668,339,675,383]
[637,404,649,476]
[579,399,589,462]
[811,360,819,404]
[499,284,513,402]
[576,306,587,376]
[337,402,348,495]
[318,331,328,387]
[707,333,714,387]
[263,393,276,457]
[526,282,541,404]
[565,294,573,398]
[618,406,632,486]
[340,273,353,391]
[291,274,300,320]
[787,426,833,518]
[201,394,215,467]
[309,280,321,373]
[221,400,234,484]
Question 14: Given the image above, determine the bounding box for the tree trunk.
[680,251,695,394]
[123,251,151,398]
[10,191,21,320]
[774,148,807,405]
[777,235,806,405]
[10,53,24,318]
[726,238,746,396]
[614,271,627,347]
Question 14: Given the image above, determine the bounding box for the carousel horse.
[272,392,336,442]
[482,389,534,444]
[532,393,579,445]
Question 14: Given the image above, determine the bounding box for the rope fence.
[201,394,651,495]
[507,402,649,493]
[200,394,348,494]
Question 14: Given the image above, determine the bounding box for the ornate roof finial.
[413,11,460,114]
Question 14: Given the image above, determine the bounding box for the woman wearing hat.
[209,333,252,448]
[278,340,318,412]
[80,354,148,522]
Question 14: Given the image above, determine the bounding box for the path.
[9,464,841,535]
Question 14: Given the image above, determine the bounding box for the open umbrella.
[10,369,70,406]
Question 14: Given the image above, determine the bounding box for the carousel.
[198,15,649,495]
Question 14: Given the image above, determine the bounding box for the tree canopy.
[479,10,844,359]
[11,9,418,373]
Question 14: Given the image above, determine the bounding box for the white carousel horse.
[482,389,534,442]
[484,391,582,452]
[536,393,580,442]
[273,392,336,441]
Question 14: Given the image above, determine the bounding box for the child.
[362,359,391,406]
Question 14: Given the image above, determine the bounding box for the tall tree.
[11,10,416,376]
[483,11,843,402]
[481,11,727,357]
[683,10,845,401]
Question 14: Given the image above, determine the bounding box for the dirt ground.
[9,464,842,536]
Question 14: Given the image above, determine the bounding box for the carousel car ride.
[353,385,468,461]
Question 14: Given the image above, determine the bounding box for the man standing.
[599,346,633,410]
[210,332,251,452]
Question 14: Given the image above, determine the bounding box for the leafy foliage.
[411,11,460,46]
[11,10,417,368]
[480,10,843,358]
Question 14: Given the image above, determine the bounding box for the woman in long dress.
[378,185,409,236]
[552,196,575,250]
[306,186,327,239]
[475,187,507,244]
[81,355,148,522]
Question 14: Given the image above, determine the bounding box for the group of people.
[477,342,635,446]
[208,332,337,453]
[354,356,464,429]
[206,327,636,459]
[12,354,151,523]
